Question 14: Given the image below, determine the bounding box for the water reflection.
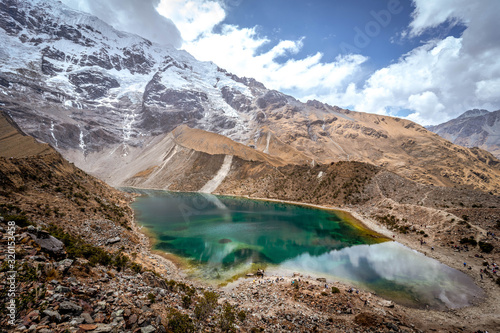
[274,242,483,309]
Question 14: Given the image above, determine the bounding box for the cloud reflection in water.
[276,241,483,309]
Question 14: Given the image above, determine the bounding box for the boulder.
[42,309,61,322]
[81,312,94,324]
[378,300,394,308]
[56,259,74,273]
[59,301,82,314]
[28,230,65,256]
[141,325,156,333]
[106,237,121,245]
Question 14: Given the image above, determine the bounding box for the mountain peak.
[457,109,491,119]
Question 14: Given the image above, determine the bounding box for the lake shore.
[127,189,500,332]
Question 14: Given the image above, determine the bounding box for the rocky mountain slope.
[2,0,500,195]
[0,110,137,248]
[428,109,500,159]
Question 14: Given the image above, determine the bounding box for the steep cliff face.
[428,109,500,159]
[0,0,264,154]
[2,0,500,195]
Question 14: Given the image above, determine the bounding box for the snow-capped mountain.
[2,0,500,195]
[428,109,500,159]
[0,0,274,154]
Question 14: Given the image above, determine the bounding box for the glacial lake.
[128,189,483,309]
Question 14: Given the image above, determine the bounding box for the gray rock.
[38,329,53,333]
[90,323,116,333]
[378,300,395,308]
[59,301,82,314]
[42,310,61,322]
[57,259,74,273]
[128,313,138,324]
[141,325,156,333]
[106,236,121,244]
[385,322,399,330]
[81,312,94,324]
[69,317,84,325]
[55,285,70,293]
[28,230,65,256]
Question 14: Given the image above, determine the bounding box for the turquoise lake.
[129,189,483,309]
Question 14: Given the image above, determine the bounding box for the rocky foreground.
[1,199,499,333]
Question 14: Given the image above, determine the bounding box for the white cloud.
[156,0,226,41]
[61,0,182,47]
[182,24,367,100]
[408,0,472,36]
[340,0,500,125]
[475,78,500,102]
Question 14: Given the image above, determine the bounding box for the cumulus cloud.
[61,0,182,47]
[156,0,226,41]
[337,0,500,125]
[183,25,367,97]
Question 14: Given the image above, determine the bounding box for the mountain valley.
[1,0,500,332]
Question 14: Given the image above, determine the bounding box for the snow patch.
[50,121,58,147]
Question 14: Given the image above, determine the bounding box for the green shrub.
[460,237,477,246]
[167,309,194,333]
[47,224,112,266]
[165,279,177,291]
[182,295,192,308]
[479,241,494,253]
[113,253,130,271]
[4,214,32,227]
[219,303,236,332]
[194,291,219,321]
[130,262,143,273]
[147,293,156,304]
[177,282,196,296]
[203,291,219,307]
[237,310,246,322]
[331,286,340,294]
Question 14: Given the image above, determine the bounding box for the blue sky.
[62,0,500,125]
[222,0,417,68]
